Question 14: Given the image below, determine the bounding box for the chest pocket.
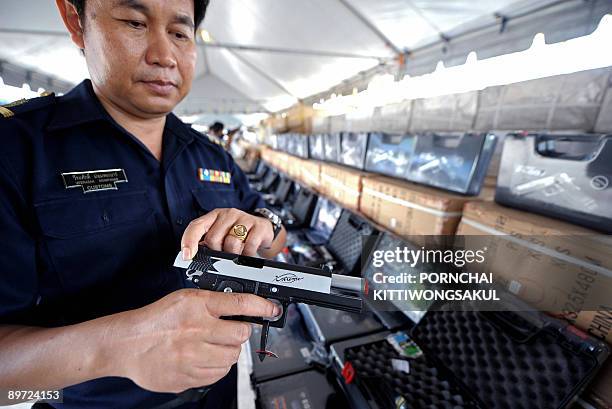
[192,186,242,216]
[35,190,157,293]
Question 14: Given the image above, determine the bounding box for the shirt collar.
[47,79,194,144]
[47,80,106,131]
[165,111,195,144]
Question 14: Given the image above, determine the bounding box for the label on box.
[508,280,522,295]
[391,358,410,374]
[386,332,423,359]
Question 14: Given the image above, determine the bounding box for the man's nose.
[145,30,178,68]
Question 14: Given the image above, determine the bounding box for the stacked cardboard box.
[359,175,488,237]
[299,159,321,191]
[585,358,612,409]
[563,310,612,344]
[319,163,367,211]
[456,201,612,323]
[275,151,291,174]
[286,156,303,181]
[286,103,314,134]
[260,146,274,164]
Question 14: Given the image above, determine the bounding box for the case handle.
[534,135,603,160]
[481,311,540,343]
[381,133,406,145]
[432,133,463,148]
[348,214,367,230]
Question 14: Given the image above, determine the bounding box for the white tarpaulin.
[2,0,610,115]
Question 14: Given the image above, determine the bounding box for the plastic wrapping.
[362,233,433,323]
[495,132,612,233]
[339,132,369,169]
[476,67,611,132]
[293,134,309,158]
[288,133,299,155]
[345,108,373,133]
[595,77,612,133]
[275,133,290,153]
[410,91,478,132]
[312,115,331,134]
[256,369,349,409]
[329,114,346,133]
[323,133,342,163]
[309,133,326,160]
[307,197,343,244]
[371,100,412,134]
[364,132,416,179]
[298,304,384,347]
[408,132,498,195]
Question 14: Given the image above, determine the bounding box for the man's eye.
[173,31,189,40]
[126,20,145,29]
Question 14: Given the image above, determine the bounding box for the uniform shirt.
[0,80,264,408]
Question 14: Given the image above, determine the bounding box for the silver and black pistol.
[173,246,363,361]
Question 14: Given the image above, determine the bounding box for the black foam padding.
[257,369,350,409]
[344,338,477,409]
[411,310,602,409]
[272,177,293,203]
[326,211,377,276]
[247,162,269,181]
[290,188,317,226]
[363,297,414,331]
[259,170,279,193]
[298,304,384,346]
[249,304,313,383]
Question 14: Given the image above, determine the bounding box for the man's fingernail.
[182,247,192,261]
[272,305,281,317]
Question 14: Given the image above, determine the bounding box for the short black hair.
[209,122,224,133]
[68,0,210,30]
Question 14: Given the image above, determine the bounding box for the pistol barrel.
[331,274,362,293]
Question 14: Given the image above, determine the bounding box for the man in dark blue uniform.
[0,0,286,408]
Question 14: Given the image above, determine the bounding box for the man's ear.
[56,0,85,50]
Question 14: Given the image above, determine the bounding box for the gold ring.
[229,224,249,242]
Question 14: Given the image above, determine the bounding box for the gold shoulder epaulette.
[0,106,15,118]
[0,92,56,119]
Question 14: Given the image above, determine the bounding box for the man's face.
[81,0,197,117]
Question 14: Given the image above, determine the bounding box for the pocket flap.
[35,191,152,239]
[192,186,240,212]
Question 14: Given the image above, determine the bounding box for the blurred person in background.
[208,121,240,150]
[208,121,225,140]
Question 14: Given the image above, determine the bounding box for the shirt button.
[176,218,184,226]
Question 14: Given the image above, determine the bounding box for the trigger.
[256,320,278,362]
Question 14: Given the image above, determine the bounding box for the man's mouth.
[139,79,178,95]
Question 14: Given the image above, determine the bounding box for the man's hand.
[0,289,280,399]
[181,208,284,258]
[111,289,280,393]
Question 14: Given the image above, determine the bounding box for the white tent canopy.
[1,0,610,116]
